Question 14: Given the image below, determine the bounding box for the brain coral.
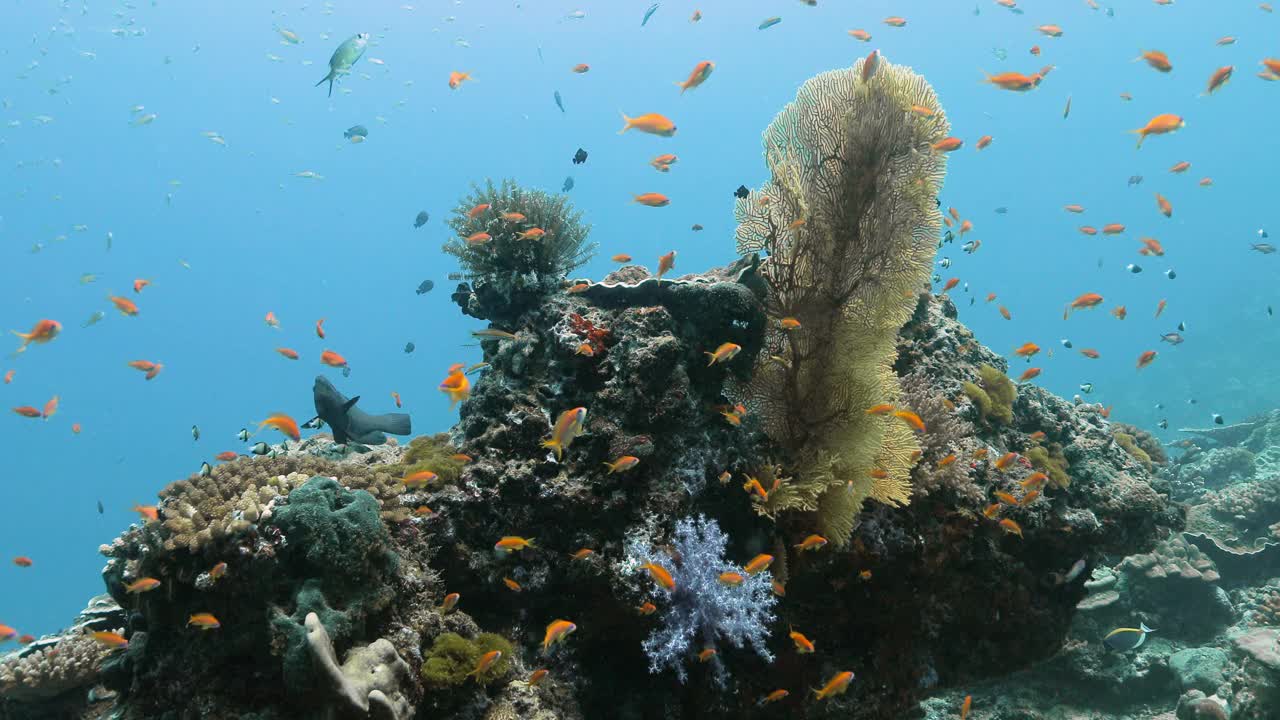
[730,54,949,545]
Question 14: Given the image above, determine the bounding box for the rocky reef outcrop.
[1,57,1178,720]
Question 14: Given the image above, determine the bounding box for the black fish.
[562,176,575,192]
[404,341,415,354]
[414,211,429,228]
[416,279,434,295]
[994,206,1008,214]
[97,499,104,515]
[311,376,411,445]
[572,148,588,164]
[691,224,703,231]
[733,185,749,199]
[1127,175,1143,187]
[344,124,368,139]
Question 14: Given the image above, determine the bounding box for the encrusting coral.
[1027,443,1071,489]
[0,629,117,702]
[400,433,466,486]
[730,54,949,546]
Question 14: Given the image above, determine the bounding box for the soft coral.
[568,312,611,356]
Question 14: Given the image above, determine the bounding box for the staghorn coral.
[1026,444,1071,490]
[961,363,1016,425]
[622,515,776,684]
[443,178,596,316]
[0,630,117,702]
[305,612,415,720]
[730,55,949,545]
[420,632,513,689]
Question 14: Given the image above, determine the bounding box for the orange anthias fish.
[1020,472,1049,489]
[942,277,960,292]
[132,504,159,521]
[448,71,472,89]
[932,137,963,152]
[467,203,491,219]
[259,413,301,441]
[13,406,41,418]
[995,452,1018,470]
[790,628,816,653]
[884,16,907,27]
[89,630,129,649]
[779,317,802,330]
[705,342,742,366]
[612,253,634,263]
[401,470,438,488]
[542,406,587,460]
[1141,237,1165,256]
[1037,24,1063,37]
[469,650,502,679]
[1136,350,1158,369]
[315,318,326,339]
[1014,342,1040,358]
[761,689,790,704]
[698,648,717,662]
[633,193,671,207]
[320,349,348,368]
[187,613,221,630]
[744,554,774,574]
[1137,49,1172,72]
[983,71,1041,91]
[264,311,279,329]
[975,135,993,150]
[998,305,1012,320]
[641,562,676,591]
[0,625,18,642]
[860,49,880,82]
[656,250,677,280]
[814,670,855,700]
[618,112,677,137]
[894,410,926,432]
[849,29,872,42]
[216,451,238,461]
[1155,299,1167,318]
[125,577,162,594]
[13,556,33,567]
[961,695,972,719]
[570,548,595,561]
[276,347,300,360]
[11,319,61,353]
[603,456,640,474]
[995,491,1019,505]
[650,154,678,173]
[496,536,535,552]
[637,601,657,615]
[572,63,590,73]
[1204,65,1234,95]
[527,669,549,686]
[1018,367,1042,383]
[1080,348,1101,359]
[1069,293,1104,312]
[1112,306,1128,320]
[1169,161,1191,174]
[391,391,402,408]
[718,571,745,586]
[866,403,895,416]
[1131,113,1185,148]
[41,395,59,421]
[676,61,714,93]
[1155,193,1173,218]
[439,364,471,410]
[110,296,139,316]
[3,369,12,384]
[743,476,769,500]
[999,518,1024,538]
[517,227,548,240]
[1102,223,1125,235]
[795,534,828,551]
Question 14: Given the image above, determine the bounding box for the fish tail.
[315,71,334,97]
[541,438,563,460]
[617,111,632,134]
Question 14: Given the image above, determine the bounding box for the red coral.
[568,313,611,356]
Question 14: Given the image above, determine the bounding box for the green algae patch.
[421,632,514,689]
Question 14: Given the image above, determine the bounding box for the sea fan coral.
[730,55,949,545]
[622,515,776,684]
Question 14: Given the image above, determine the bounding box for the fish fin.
[617,111,632,134]
[342,396,360,412]
[315,72,334,97]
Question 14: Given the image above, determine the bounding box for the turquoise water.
[1,0,1276,640]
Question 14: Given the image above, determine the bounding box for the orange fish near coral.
[391,391,402,408]
[641,562,676,591]
[884,16,907,27]
[1014,342,1040,358]
[995,452,1018,470]
[849,29,871,42]
[542,406,587,460]
[3,370,11,384]
[133,504,159,521]
[866,403,895,416]
[216,451,238,461]
[942,277,960,292]
[861,49,880,82]
[1204,65,1234,95]
[603,456,640,474]
[656,250,677,280]
[41,395,58,421]
[705,342,741,366]
[1037,24,1063,37]
[439,364,471,410]
[320,350,348,369]
[790,628,816,653]
[259,413,301,441]
[125,577,162,594]
[976,135,993,150]
[1155,193,1173,218]
[469,650,502,678]
[495,536,535,552]
[401,470,438,488]
[761,689,790,704]
[1069,293,1104,312]
[11,319,61,354]
[503,578,522,592]
[932,137,963,152]
[132,279,150,294]
[1017,367,1041,383]
[894,410,926,432]
[1136,350,1158,369]
[962,695,972,719]
[1137,50,1172,72]
[999,518,1024,538]
[718,572,745,586]
[90,630,129,649]
[516,227,548,240]
[110,296,139,316]
[795,534,828,551]
[633,193,670,207]
[984,71,1041,91]
[744,554,774,575]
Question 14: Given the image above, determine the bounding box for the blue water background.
[1,0,1276,638]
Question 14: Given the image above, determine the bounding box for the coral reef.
[420,632,513,689]
[961,363,1017,425]
[306,611,415,720]
[443,178,596,324]
[622,515,777,683]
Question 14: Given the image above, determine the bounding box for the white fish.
[266,53,284,63]
[368,57,385,65]
[294,170,324,179]
[132,113,157,126]
[277,27,302,44]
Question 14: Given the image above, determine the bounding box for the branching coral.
[0,630,117,701]
[442,178,596,294]
[1026,444,1071,490]
[730,55,949,545]
[622,515,776,683]
[901,372,979,502]
[961,364,1016,425]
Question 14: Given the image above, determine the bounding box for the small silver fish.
[82,311,106,328]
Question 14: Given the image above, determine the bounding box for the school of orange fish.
[5,2,1280,711]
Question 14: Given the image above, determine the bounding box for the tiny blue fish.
[554,90,565,113]
[642,3,659,26]
[758,16,781,30]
